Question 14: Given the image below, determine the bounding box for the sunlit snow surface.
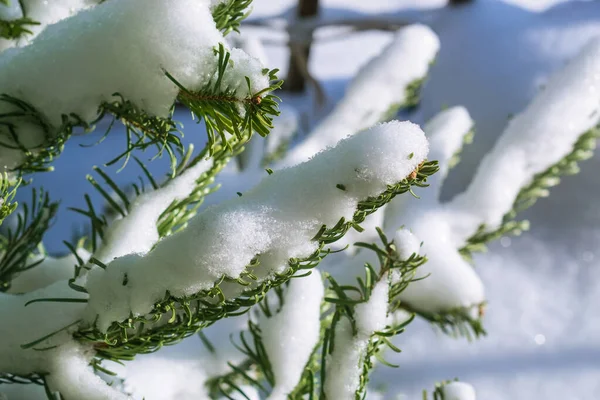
[8,0,600,399]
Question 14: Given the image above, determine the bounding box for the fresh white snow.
[84,121,428,331]
[3,0,600,399]
[261,271,324,400]
[325,279,389,399]
[442,381,477,400]
[0,0,269,169]
[279,24,439,167]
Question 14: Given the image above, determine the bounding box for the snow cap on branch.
[387,37,600,317]
[94,159,213,264]
[383,108,484,314]
[393,228,421,260]
[280,24,439,167]
[83,121,428,331]
[262,271,324,400]
[324,279,389,400]
[442,381,477,400]
[394,210,486,313]
[449,37,600,234]
[0,0,269,169]
[425,106,473,183]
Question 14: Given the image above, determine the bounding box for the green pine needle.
[0,16,39,40]
[0,187,57,292]
[212,0,253,35]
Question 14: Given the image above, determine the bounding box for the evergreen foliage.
[0,1,597,399]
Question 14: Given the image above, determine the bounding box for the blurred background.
[14,0,600,398]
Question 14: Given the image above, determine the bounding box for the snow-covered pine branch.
[323,228,426,399]
[0,121,432,398]
[279,24,440,167]
[83,121,429,332]
[0,0,278,175]
[2,0,594,398]
[385,36,600,328]
[0,0,95,47]
[440,381,477,400]
[257,271,324,400]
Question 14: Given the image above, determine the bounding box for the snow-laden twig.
[323,228,424,400]
[83,121,428,331]
[0,0,270,170]
[0,0,94,51]
[0,120,429,397]
[261,271,324,400]
[386,37,600,320]
[385,106,485,317]
[278,24,439,167]
[93,158,213,264]
[324,280,388,400]
[440,381,477,400]
[448,37,600,238]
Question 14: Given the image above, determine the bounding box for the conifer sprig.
[212,0,253,35]
[0,44,280,178]
[401,302,486,340]
[0,187,57,292]
[71,161,437,367]
[0,173,19,227]
[322,228,427,399]
[170,44,282,157]
[459,125,599,260]
[0,94,80,174]
[206,294,332,400]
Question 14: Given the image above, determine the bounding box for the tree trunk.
[283,0,320,93]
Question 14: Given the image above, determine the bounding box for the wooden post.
[283,0,320,93]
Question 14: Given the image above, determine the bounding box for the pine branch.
[402,76,427,111]
[0,187,57,292]
[459,125,599,260]
[0,45,280,177]
[72,160,437,365]
[206,293,332,400]
[287,303,333,399]
[171,44,282,157]
[322,228,427,399]
[72,93,278,255]
[423,379,475,400]
[0,94,81,174]
[212,0,253,35]
[95,94,182,173]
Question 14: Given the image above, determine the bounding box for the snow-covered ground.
[8,0,600,399]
